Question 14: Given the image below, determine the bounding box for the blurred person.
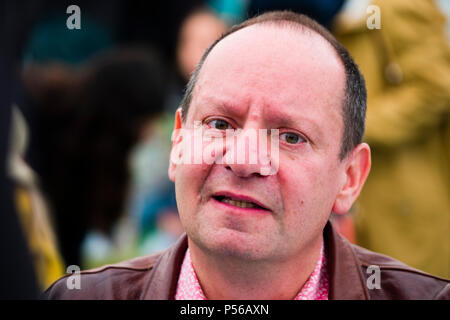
[0,0,57,298]
[117,0,206,62]
[8,106,65,290]
[0,89,39,299]
[45,11,449,300]
[126,112,183,256]
[333,0,450,278]
[32,48,168,268]
[177,9,227,81]
[117,0,208,112]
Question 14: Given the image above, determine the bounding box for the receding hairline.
[182,16,346,122]
[180,11,367,160]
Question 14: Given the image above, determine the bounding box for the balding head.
[181,11,366,160]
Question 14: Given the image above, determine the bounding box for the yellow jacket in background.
[334,0,450,278]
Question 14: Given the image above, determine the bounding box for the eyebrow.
[267,108,324,142]
[195,95,325,141]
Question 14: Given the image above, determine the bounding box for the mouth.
[211,192,270,212]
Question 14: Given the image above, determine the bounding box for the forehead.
[189,24,345,129]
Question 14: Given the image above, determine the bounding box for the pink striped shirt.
[175,243,329,300]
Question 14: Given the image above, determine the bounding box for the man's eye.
[280,132,305,144]
[207,119,231,130]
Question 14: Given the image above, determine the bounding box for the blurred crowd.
[0,0,449,297]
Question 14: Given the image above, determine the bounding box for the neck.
[188,237,323,300]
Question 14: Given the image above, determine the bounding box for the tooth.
[222,198,257,208]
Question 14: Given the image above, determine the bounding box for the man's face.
[170,25,348,261]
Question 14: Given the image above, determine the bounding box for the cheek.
[175,162,211,218]
[278,157,317,202]
[278,156,339,221]
[175,165,199,235]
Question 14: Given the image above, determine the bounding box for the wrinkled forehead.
[189,23,346,121]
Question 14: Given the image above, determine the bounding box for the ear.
[332,143,371,215]
[168,108,183,182]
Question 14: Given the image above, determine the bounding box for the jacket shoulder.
[43,252,162,300]
[351,244,450,300]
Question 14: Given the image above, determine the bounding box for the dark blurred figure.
[115,1,209,113]
[24,48,168,267]
[118,1,205,63]
[176,8,227,81]
[8,105,65,291]
[0,0,42,299]
[22,0,208,178]
[20,0,226,268]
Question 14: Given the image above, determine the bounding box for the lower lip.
[211,197,271,215]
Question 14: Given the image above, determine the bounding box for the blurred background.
[0,0,448,298]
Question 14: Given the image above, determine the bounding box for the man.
[45,11,449,300]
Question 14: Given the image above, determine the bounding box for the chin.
[198,228,274,261]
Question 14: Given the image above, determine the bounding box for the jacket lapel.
[141,234,188,300]
[325,221,370,300]
[141,222,370,300]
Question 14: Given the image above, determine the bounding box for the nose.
[222,128,278,177]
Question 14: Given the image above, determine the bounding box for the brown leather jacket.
[44,222,449,300]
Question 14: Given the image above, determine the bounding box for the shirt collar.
[175,241,329,300]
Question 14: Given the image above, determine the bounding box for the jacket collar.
[141,234,188,300]
[141,221,370,300]
[325,221,370,300]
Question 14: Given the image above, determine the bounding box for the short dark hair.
[180,11,367,160]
